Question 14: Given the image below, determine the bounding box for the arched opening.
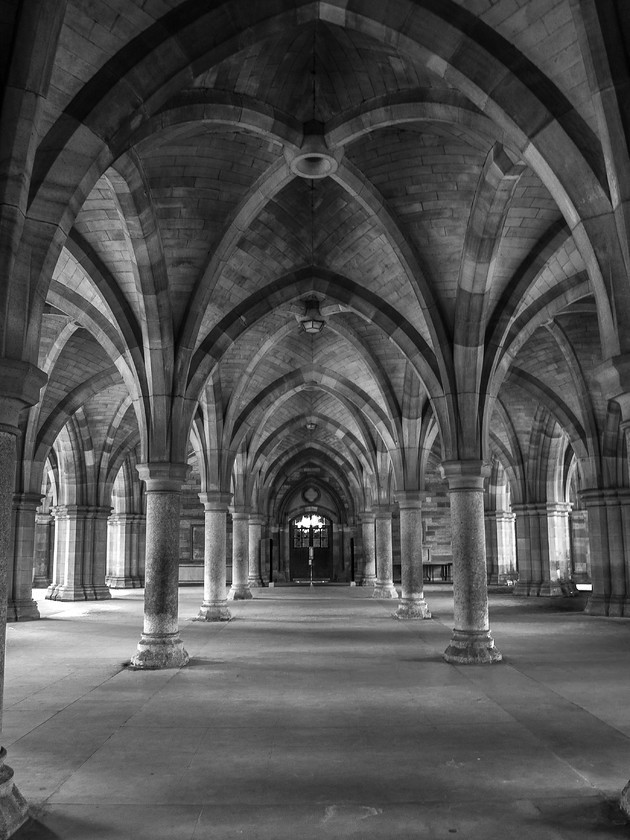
[290,513,332,582]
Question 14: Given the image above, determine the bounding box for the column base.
[130,633,189,670]
[372,582,399,599]
[45,583,111,601]
[512,581,540,596]
[106,575,143,589]
[7,599,40,622]
[583,594,630,616]
[227,585,253,601]
[0,748,28,839]
[443,629,502,665]
[32,575,50,588]
[620,779,630,818]
[360,576,376,587]
[194,603,232,622]
[393,599,431,620]
[247,577,265,588]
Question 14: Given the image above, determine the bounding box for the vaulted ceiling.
[7,0,627,514]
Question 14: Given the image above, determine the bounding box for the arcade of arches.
[2,0,630,834]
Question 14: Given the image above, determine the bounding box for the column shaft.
[32,510,53,588]
[0,367,47,836]
[106,513,144,588]
[8,493,43,620]
[228,508,253,600]
[195,492,232,621]
[131,463,189,669]
[582,489,630,616]
[442,461,501,664]
[360,512,376,585]
[395,491,430,619]
[372,507,398,599]
[46,505,112,601]
[248,514,265,588]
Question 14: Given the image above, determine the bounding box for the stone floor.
[4,584,630,839]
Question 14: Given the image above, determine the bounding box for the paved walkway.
[6,585,630,838]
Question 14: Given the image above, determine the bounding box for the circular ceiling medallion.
[288,135,340,180]
[303,486,320,504]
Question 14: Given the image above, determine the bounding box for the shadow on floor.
[13,818,59,839]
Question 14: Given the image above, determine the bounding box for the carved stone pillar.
[46,505,112,601]
[441,461,501,664]
[8,493,43,620]
[0,362,47,834]
[248,514,266,588]
[131,463,189,669]
[359,511,376,586]
[195,491,232,621]
[546,502,577,595]
[372,506,398,599]
[228,507,253,600]
[32,509,53,588]
[581,489,630,617]
[394,490,430,619]
[106,513,145,588]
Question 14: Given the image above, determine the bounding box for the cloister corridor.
[5,584,629,840]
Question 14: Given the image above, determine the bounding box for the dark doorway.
[290,514,333,581]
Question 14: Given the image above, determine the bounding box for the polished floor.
[5,584,630,839]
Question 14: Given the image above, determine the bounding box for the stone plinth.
[441,461,501,665]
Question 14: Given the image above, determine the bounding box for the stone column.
[46,505,112,601]
[512,503,550,596]
[131,463,189,669]
[569,507,590,583]
[394,490,430,619]
[581,489,630,616]
[359,511,376,586]
[0,364,47,835]
[372,506,398,599]
[32,509,53,588]
[248,514,265,588]
[484,510,499,585]
[441,461,501,664]
[106,513,145,588]
[496,511,517,584]
[546,502,577,595]
[195,491,232,621]
[228,507,252,600]
[8,493,43,621]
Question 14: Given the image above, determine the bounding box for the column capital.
[394,489,424,509]
[373,504,395,519]
[511,501,549,515]
[12,492,44,511]
[198,491,232,511]
[248,513,267,527]
[440,460,490,491]
[230,505,251,519]
[359,510,375,525]
[136,462,190,492]
[546,501,572,515]
[595,355,630,419]
[0,360,46,431]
